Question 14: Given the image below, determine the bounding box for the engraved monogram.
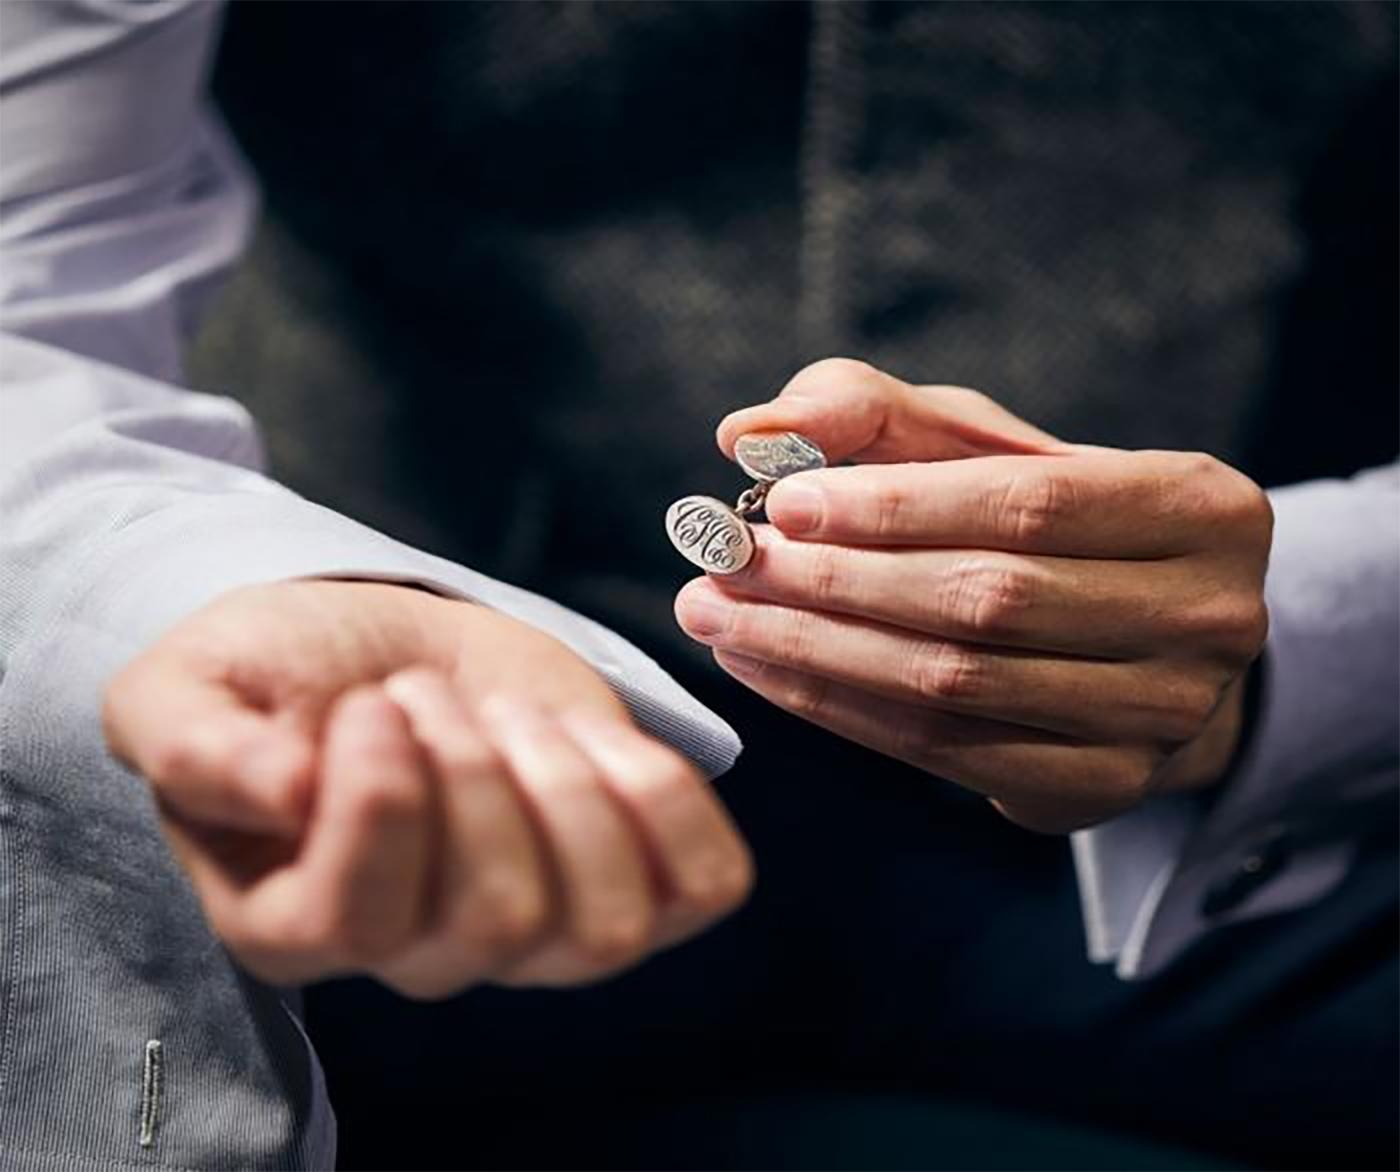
[664,496,755,574]
[734,431,827,483]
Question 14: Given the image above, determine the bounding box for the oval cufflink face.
[664,495,754,574]
[734,431,826,484]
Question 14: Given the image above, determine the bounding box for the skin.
[102,580,753,998]
[675,358,1273,834]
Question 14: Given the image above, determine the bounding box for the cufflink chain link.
[664,431,827,575]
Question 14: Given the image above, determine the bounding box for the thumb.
[104,660,315,835]
[717,357,1064,465]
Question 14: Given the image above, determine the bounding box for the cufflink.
[664,432,826,575]
[1200,829,1293,917]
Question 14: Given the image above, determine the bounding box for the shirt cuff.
[1070,467,1399,979]
[1070,778,1357,980]
[1070,794,1197,973]
[1216,470,1399,815]
[37,486,742,780]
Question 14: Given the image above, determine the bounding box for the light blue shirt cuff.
[1071,463,1399,979]
[49,488,743,781]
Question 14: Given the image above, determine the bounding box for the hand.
[104,580,752,996]
[676,359,1271,833]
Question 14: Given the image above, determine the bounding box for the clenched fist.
[676,359,1272,833]
[104,580,752,997]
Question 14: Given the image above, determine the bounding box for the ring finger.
[376,669,555,997]
[477,695,659,986]
[677,577,1215,745]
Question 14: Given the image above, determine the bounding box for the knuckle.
[678,846,756,916]
[718,849,758,908]
[1186,595,1270,661]
[781,671,833,720]
[1154,681,1222,746]
[1181,680,1223,730]
[789,356,884,399]
[872,482,909,539]
[775,608,820,666]
[1224,472,1271,528]
[1176,450,1228,482]
[1191,455,1274,536]
[627,759,698,814]
[1242,486,1275,551]
[461,873,549,953]
[909,641,982,703]
[1094,753,1157,807]
[805,543,846,608]
[999,471,1067,544]
[1220,598,1269,657]
[575,908,654,968]
[1238,599,1270,657]
[946,556,1033,639]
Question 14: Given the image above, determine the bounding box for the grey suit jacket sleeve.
[1072,461,1400,978]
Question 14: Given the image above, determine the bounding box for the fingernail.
[715,651,763,679]
[767,479,823,534]
[676,592,731,639]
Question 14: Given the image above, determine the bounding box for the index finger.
[764,450,1220,557]
[104,661,314,835]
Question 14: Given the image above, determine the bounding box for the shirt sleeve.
[1071,461,1400,979]
[0,0,741,779]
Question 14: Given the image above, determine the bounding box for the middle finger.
[478,695,659,984]
[720,526,1205,659]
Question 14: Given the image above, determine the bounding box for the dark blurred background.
[189,2,1397,1168]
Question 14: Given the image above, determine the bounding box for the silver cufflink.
[665,431,827,575]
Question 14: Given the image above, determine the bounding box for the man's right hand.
[102,579,753,998]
